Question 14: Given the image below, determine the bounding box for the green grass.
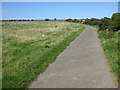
[97,30,118,82]
[2,21,85,88]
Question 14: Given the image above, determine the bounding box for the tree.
[65,18,73,22]
[54,18,57,21]
[99,17,111,30]
[108,13,120,31]
[73,19,79,23]
[83,18,100,25]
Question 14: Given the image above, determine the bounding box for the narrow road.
[29,24,117,88]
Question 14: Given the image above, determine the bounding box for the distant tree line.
[65,13,120,32]
[83,13,120,31]
[2,19,34,21]
[2,18,62,22]
[44,18,57,21]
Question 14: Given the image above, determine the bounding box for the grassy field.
[2,21,85,88]
[97,30,118,82]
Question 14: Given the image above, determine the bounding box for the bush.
[73,19,79,23]
[99,23,107,30]
[44,19,49,21]
[108,13,120,31]
[83,18,100,26]
[98,17,111,31]
[65,18,73,22]
[54,18,57,21]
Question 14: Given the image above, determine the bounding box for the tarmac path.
[29,24,117,88]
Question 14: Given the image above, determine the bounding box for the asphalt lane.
[29,24,117,88]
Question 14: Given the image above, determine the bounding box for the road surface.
[29,24,117,88]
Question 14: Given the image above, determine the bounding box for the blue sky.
[2,2,118,20]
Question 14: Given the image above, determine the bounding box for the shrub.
[54,18,57,21]
[73,19,79,23]
[44,19,49,21]
[108,13,120,31]
[65,18,73,22]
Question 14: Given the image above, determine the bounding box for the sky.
[1,0,120,2]
[2,2,118,20]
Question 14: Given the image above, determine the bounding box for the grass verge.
[97,29,118,82]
